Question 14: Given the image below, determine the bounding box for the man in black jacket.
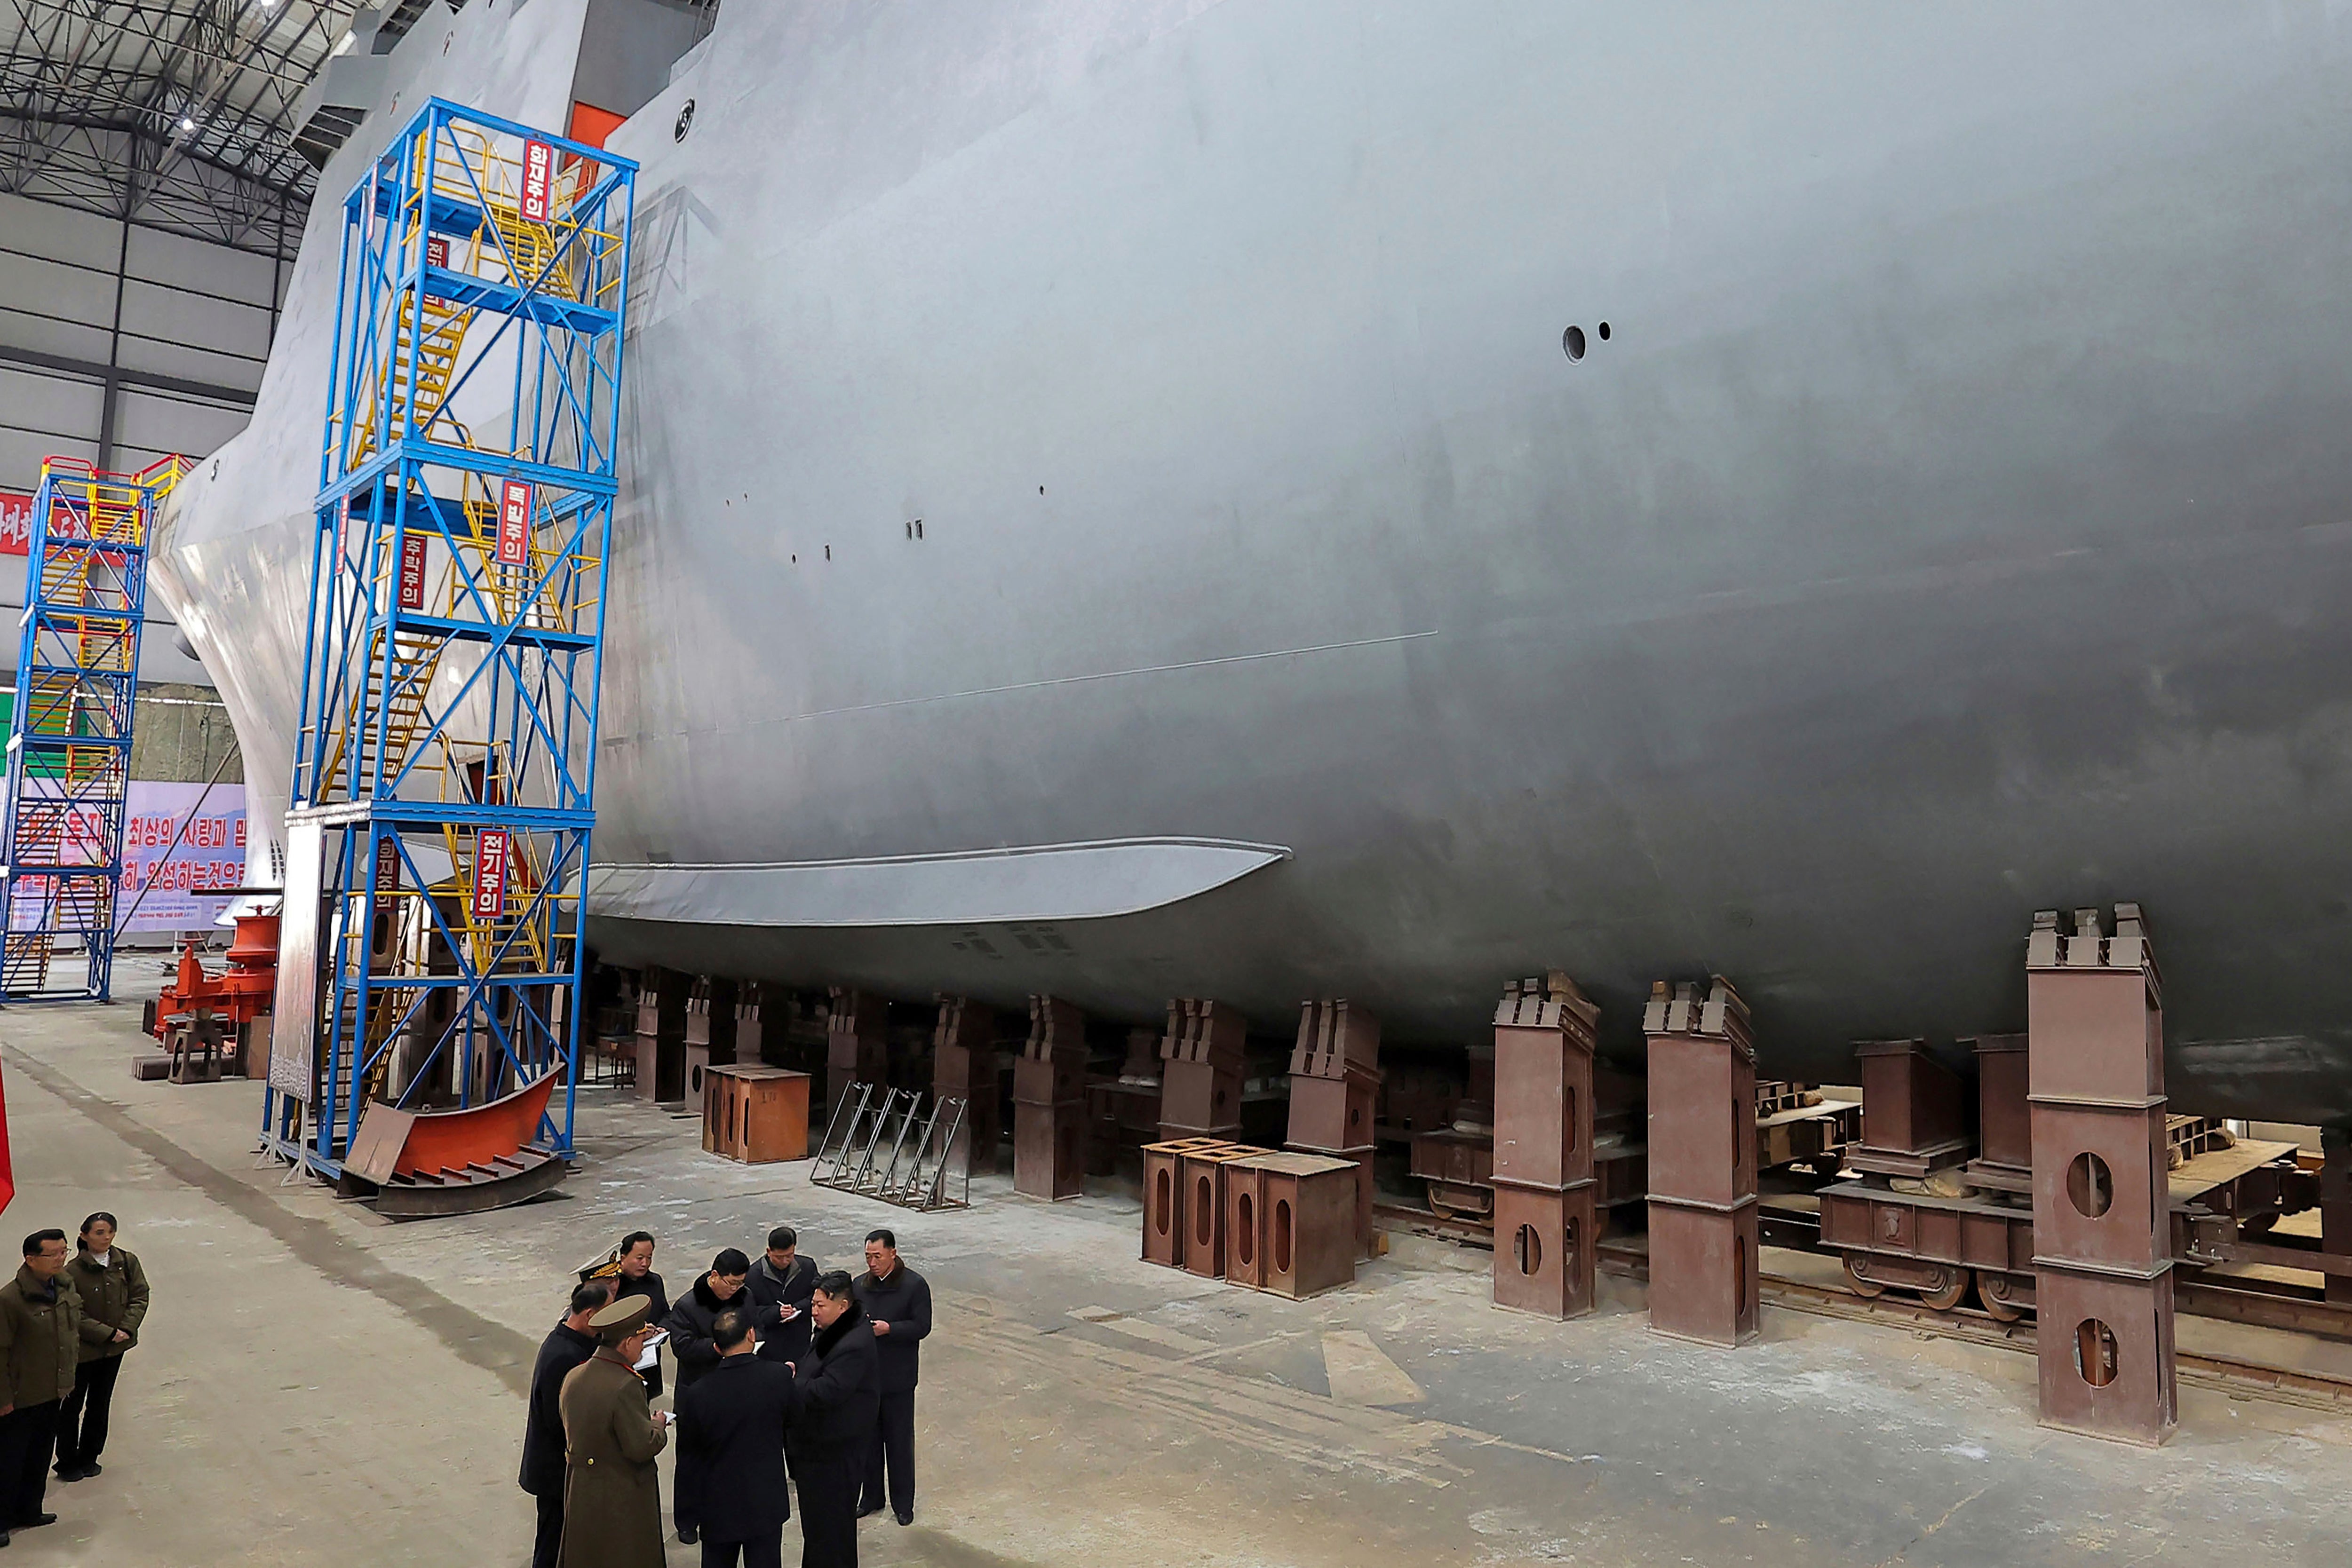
[675,1308,797,1568]
[790,1273,878,1568]
[664,1250,779,1544]
[748,1228,818,1367]
[851,1230,931,1528]
[596,1232,669,1400]
[521,1280,611,1568]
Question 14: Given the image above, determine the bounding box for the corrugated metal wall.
[0,187,279,482]
[0,187,285,778]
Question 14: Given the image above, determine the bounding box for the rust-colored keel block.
[1493,1183,1599,1319]
[1963,1033,2033,1194]
[1013,995,1088,1201]
[1491,974,1600,1319]
[1644,978,1760,1347]
[702,1065,810,1163]
[932,996,1000,1177]
[1159,998,1248,1139]
[1178,1142,1261,1278]
[825,987,888,1119]
[1289,999,1383,1255]
[1848,1037,1971,1178]
[2027,905,2177,1446]
[1142,1137,1224,1267]
[635,966,686,1105]
[1226,1151,1359,1298]
[2324,1126,2352,1307]
[684,976,738,1108]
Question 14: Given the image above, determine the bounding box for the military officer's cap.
[589,1293,653,1345]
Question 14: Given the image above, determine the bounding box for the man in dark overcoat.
[664,1249,778,1543]
[522,1279,609,1568]
[749,1227,818,1367]
[559,1294,671,1568]
[852,1229,931,1526]
[675,1307,798,1568]
[789,1272,879,1568]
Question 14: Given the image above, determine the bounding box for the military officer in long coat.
[559,1294,671,1568]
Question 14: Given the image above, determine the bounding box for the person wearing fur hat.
[788,1274,878,1568]
[662,1250,779,1544]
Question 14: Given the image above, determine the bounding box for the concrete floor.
[4,993,2352,1567]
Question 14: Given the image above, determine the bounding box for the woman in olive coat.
[55,1213,147,1482]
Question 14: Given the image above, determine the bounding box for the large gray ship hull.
[158,3,2352,1117]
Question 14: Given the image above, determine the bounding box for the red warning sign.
[498,479,532,566]
[520,139,554,222]
[397,531,428,609]
[471,828,508,920]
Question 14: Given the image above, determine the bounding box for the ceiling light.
[179,116,194,131]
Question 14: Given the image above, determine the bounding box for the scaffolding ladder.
[0,455,187,1002]
[261,100,635,1180]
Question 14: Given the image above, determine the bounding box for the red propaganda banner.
[471,827,508,921]
[397,531,428,610]
[374,833,402,896]
[520,139,554,222]
[426,235,448,269]
[497,479,532,566]
[0,491,33,557]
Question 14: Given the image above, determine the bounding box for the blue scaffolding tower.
[0,455,188,1003]
[261,101,635,1181]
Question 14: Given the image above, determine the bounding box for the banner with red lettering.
[497,479,531,566]
[119,782,250,932]
[520,139,554,223]
[471,827,509,921]
[0,492,33,556]
[398,531,428,610]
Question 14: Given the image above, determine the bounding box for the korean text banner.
[119,782,248,932]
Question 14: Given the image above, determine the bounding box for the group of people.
[0,1214,150,1548]
[521,1225,934,1568]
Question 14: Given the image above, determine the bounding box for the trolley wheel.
[1809,1152,1845,1180]
[1978,1273,2027,1323]
[1918,1267,1968,1313]
[1426,1191,1458,1221]
[1841,1255,1887,1298]
[2240,1212,2279,1236]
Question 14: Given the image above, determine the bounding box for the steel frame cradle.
[0,455,187,1003]
[813,1083,974,1212]
[261,100,636,1179]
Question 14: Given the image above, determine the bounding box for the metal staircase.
[263,99,635,1180]
[0,455,187,1002]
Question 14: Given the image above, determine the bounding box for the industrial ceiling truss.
[1,0,453,259]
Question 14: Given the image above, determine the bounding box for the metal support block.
[1013,995,1088,1200]
[2324,1126,2352,1307]
[1286,1067,1378,1152]
[1493,974,1599,1192]
[1645,977,1759,1346]
[1227,1151,1359,1299]
[932,997,1000,1178]
[1142,1137,1227,1267]
[1648,1200,1760,1346]
[826,987,889,1114]
[1178,1142,1260,1278]
[1291,998,1379,1079]
[1158,1057,1241,1139]
[2036,1267,2178,1446]
[1963,1033,2033,1193]
[1849,1038,1971,1178]
[1492,1180,1597,1319]
[2027,904,2176,1446]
